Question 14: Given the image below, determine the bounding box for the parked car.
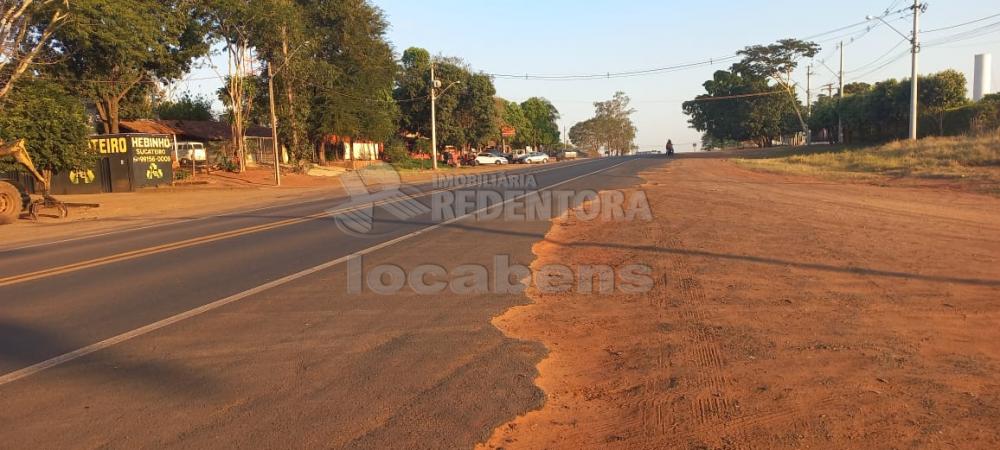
[175,142,208,165]
[472,153,508,166]
[516,152,549,164]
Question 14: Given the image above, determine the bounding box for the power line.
[685,91,785,102]
[923,12,1000,33]
[487,55,739,81]
[844,38,907,74]
[923,19,1000,46]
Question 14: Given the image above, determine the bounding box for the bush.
[0,79,92,172]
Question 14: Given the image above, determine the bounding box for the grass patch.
[734,135,1000,180]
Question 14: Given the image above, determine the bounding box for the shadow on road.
[0,318,216,394]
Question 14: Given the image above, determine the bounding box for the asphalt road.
[0,156,664,448]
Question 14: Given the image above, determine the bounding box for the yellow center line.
[0,160,597,287]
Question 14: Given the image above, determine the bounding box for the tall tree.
[569,91,637,155]
[303,0,399,161]
[520,97,560,150]
[458,73,498,149]
[683,69,795,148]
[395,47,432,138]
[0,0,70,100]
[48,0,209,134]
[734,39,818,138]
[395,48,501,152]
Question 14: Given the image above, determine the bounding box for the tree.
[569,91,637,156]
[734,39,818,138]
[395,47,432,138]
[47,0,209,134]
[0,79,91,172]
[520,97,560,150]
[302,0,399,161]
[0,0,70,100]
[156,93,215,121]
[458,73,498,148]
[496,99,530,147]
[395,48,501,152]
[919,69,969,135]
[204,0,258,170]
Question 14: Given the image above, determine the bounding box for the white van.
[174,142,207,165]
[558,150,578,161]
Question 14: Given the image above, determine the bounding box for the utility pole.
[908,0,921,140]
[838,41,845,144]
[267,61,281,186]
[806,65,813,117]
[430,63,439,170]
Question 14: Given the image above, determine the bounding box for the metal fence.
[245,137,276,166]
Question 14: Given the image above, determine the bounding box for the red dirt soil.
[479,156,1000,449]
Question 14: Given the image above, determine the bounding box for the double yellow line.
[0,211,326,288]
[0,159,599,288]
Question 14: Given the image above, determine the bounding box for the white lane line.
[0,158,599,253]
[0,158,633,386]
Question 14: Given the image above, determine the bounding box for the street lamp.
[430,63,460,170]
[867,0,924,140]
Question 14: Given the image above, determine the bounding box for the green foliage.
[684,39,815,147]
[157,93,215,121]
[458,73,499,148]
[396,47,432,137]
[497,99,530,147]
[683,70,798,147]
[0,79,91,172]
[46,0,210,133]
[302,0,399,149]
[395,47,504,151]
[734,39,820,79]
[520,97,561,149]
[971,93,1000,134]
[809,70,972,143]
[569,91,637,155]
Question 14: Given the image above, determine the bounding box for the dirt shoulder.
[480,156,1000,448]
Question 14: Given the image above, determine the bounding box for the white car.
[517,152,549,164]
[473,153,508,165]
[175,142,208,165]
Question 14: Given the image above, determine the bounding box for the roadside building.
[119,119,274,166]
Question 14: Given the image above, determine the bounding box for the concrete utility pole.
[868,2,923,140]
[267,62,281,186]
[908,0,921,140]
[430,63,438,170]
[838,41,845,144]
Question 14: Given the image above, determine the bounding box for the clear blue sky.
[185,0,1000,150]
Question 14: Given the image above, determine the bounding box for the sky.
[182,0,1000,151]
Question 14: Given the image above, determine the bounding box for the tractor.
[0,139,67,224]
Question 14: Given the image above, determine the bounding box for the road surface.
[0,156,663,448]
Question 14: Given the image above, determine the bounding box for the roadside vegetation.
[734,135,1000,186]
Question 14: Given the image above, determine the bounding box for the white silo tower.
[974,54,992,101]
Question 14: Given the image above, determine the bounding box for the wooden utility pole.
[267,61,281,186]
